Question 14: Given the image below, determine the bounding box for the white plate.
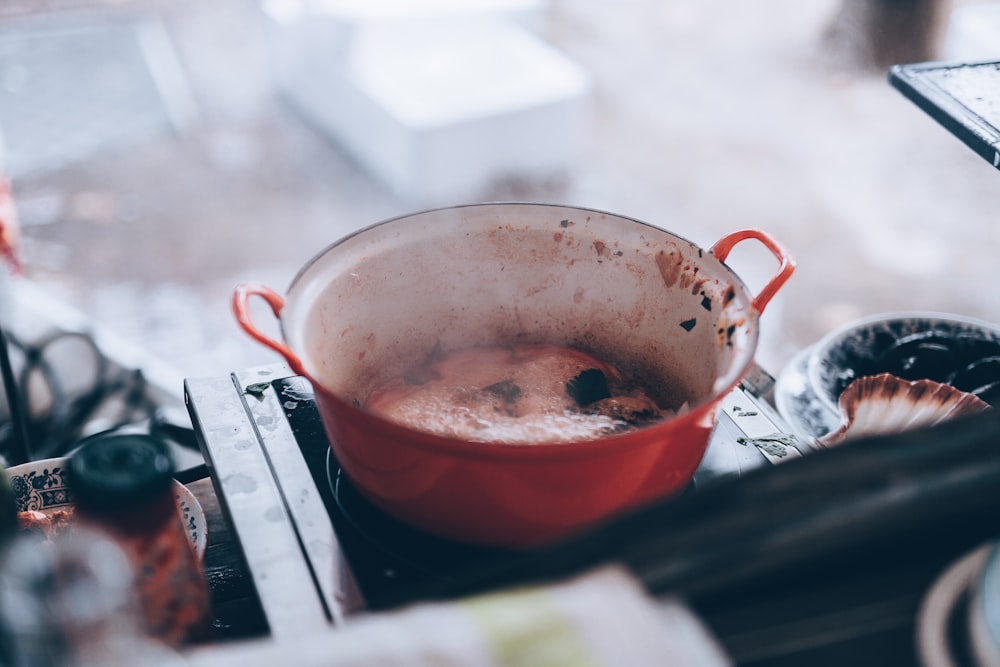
[6,456,207,560]
[773,345,839,443]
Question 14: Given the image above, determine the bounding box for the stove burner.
[270,373,789,610]
[325,448,505,579]
[189,363,964,662]
[272,375,508,609]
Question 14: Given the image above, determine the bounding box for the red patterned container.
[67,434,212,647]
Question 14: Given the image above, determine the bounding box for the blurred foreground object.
[0,528,184,667]
[185,566,731,667]
[0,175,19,274]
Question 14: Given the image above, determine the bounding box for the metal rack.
[889,59,1000,170]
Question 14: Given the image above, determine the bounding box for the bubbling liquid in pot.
[365,344,680,444]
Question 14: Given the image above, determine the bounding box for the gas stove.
[188,363,996,665]
[184,363,807,634]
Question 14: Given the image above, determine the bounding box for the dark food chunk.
[565,368,612,407]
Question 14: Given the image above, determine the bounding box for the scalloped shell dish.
[817,372,992,448]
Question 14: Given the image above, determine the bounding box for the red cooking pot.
[234,203,794,548]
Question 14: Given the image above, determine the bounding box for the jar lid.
[67,434,175,510]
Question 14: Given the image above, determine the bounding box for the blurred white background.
[1,0,999,388]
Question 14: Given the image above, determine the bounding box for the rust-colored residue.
[358,332,376,360]
[655,249,683,288]
[593,240,610,258]
[679,264,699,290]
[553,232,563,243]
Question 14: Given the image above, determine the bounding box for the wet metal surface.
[184,366,333,637]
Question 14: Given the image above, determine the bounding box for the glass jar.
[66,433,213,647]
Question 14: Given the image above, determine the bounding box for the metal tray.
[889,60,1000,170]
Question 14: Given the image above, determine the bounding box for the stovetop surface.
[262,368,811,613]
[270,373,801,610]
[189,364,959,665]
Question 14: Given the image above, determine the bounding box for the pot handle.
[232,283,308,377]
[710,229,796,315]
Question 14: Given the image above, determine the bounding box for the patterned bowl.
[6,456,207,560]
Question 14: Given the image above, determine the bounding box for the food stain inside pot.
[365,344,686,444]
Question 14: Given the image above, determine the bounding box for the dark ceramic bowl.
[806,312,1000,417]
